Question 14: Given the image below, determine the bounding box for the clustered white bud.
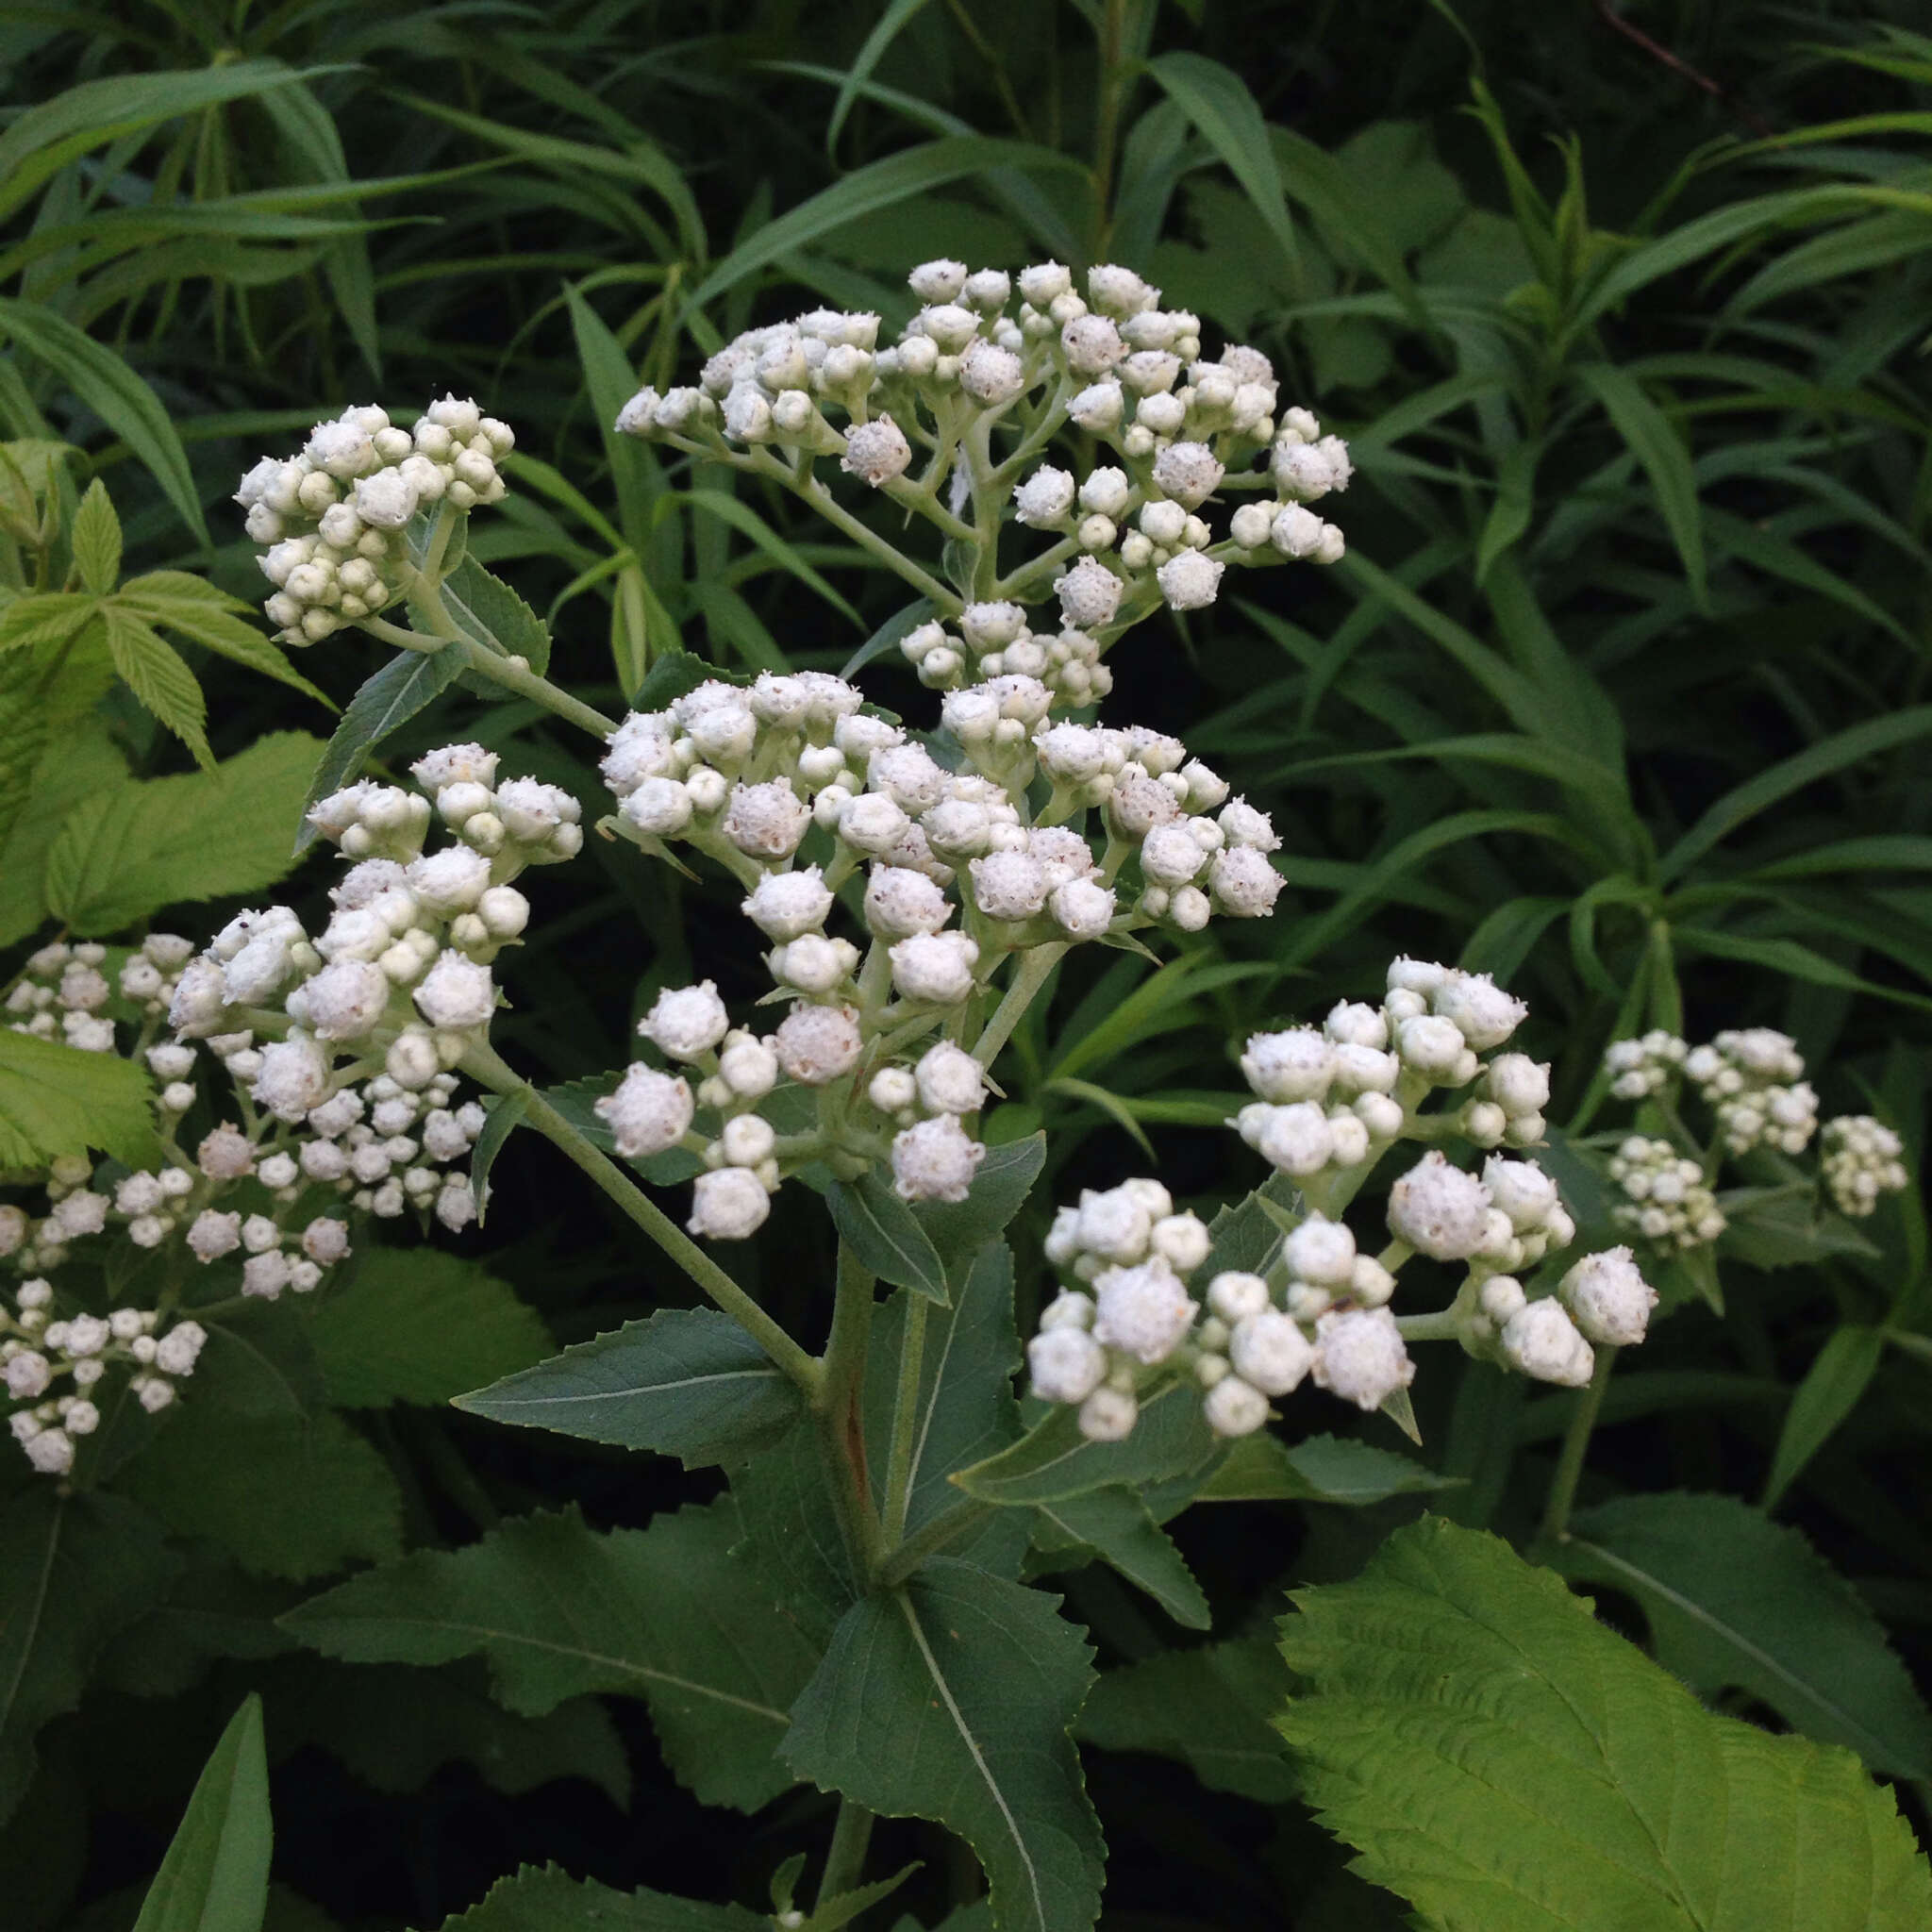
[1608,1136,1726,1250]
[1820,1115,1909,1218]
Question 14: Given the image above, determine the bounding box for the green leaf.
[1191,1430,1458,1506]
[42,732,325,932]
[1280,1516,1932,1932]
[1763,1326,1886,1510]
[296,646,465,854]
[308,1249,550,1408]
[1573,362,1706,607]
[828,1171,949,1304]
[412,1864,762,1932]
[282,1500,819,1811]
[131,1694,272,1932]
[0,615,116,858]
[453,1306,803,1466]
[0,591,100,655]
[1077,1630,1295,1802]
[468,1087,528,1223]
[0,298,208,542]
[840,596,938,679]
[0,719,125,944]
[953,1380,1218,1507]
[1145,54,1298,275]
[70,480,121,595]
[1031,1487,1209,1629]
[784,1561,1104,1932]
[732,1421,860,1648]
[119,1407,404,1583]
[441,558,552,678]
[909,1131,1046,1274]
[119,573,332,708]
[826,0,937,148]
[1555,1491,1932,1780]
[101,607,208,768]
[0,1026,160,1169]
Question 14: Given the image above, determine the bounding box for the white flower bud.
[915,1042,986,1115]
[1485,1053,1552,1116]
[741,867,835,941]
[1432,972,1527,1051]
[1207,844,1281,917]
[1028,1327,1107,1405]
[1055,557,1124,629]
[1049,876,1116,940]
[719,1034,779,1100]
[1388,1152,1491,1260]
[891,1115,986,1202]
[413,952,494,1032]
[688,1167,771,1241]
[1284,1214,1357,1288]
[1241,1028,1335,1103]
[1014,466,1076,526]
[1230,1310,1316,1397]
[1501,1298,1595,1386]
[841,416,912,486]
[774,1004,863,1086]
[1558,1247,1657,1347]
[596,1066,695,1159]
[1156,550,1224,610]
[1078,1386,1138,1441]
[890,931,978,1005]
[908,258,968,302]
[639,982,730,1060]
[1091,1258,1196,1364]
[1061,313,1124,375]
[1312,1307,1414,1410]
[1257,1102,1334,1176]
[719,1114,776,1167]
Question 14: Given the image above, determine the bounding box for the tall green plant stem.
[817,1241,885,1578]
[1540,1344,1618,1541]
[458,1042,819,1395]
[971,943,1065,1066]
[880,1296,929,1547]
[816,1795,876,1912]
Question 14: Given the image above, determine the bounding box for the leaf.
[1145,54,1297,275]
[296,647,465,854]
[1555,1491,1932,1780]
[1191,1431,1458,1506]
[119,572,332,708]
[0,298,208,541]
[413,1864,762,1932]
[102,608,209,767]
[952,1380,1219,1506]
[0,591,99,655]
[119,1407,404,1583]
[908,1131,1046,1274]
[131,1694,272,1932]
[1574,362,1706,607]
[0,719,125,944]
[1281,1516,1932,1932]
[0,1026,160,1169]
[453,1306,803,1466]
[1031,1488,1209,1629]
[1077,1630,1295,1802]
[468,1087,528,1223]
[42,732,325,932]
[828,1171,949,1304]
[1763,1326,1886,1511]
[840,595,937,678]
[731,1421,860,1649]
[70,480,120,595]
[308,1249,550,1408]
[441,558,552,677]
[784,1561,1105,1932]
[281,1500,819,1812]
[0,615,116,858]
[0,1489,180,1828]
[826,0,937,148]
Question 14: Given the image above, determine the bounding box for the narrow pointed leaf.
[131,1693,272,1932]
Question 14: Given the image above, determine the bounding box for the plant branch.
[875,1495,993,1589]
[1540,1344,1618,1542]
[970,942,1066,1067]
[880,1295,929,1548]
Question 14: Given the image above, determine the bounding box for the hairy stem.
[459,1042,820,1394]
[817,1240,884,1578]
[880,1295,930,1548]
[816,1795,876,1911]
[1540,1344,1618,1542]
[970,942,1066,1067]
[454,636,617,738]
[875,1496,993,1589]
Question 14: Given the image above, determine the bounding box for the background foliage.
[5,0,1932,1925]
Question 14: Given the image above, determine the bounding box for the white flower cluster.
[1231,957,1547,1195]
[1686,1029,1818,1156]
[6,934,194,1053]
[1607,1135,1725,1250]
[1603,1029,1687,1100]
[613,258,1349,694]
[2,1278,207,1476]
[1820,1115,1909,1218]
[235,397,514,647]
[593,670,1285,1240]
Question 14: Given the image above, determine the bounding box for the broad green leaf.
[70,480,120,595]
[102,607,210,767]
[454,1306,802,1466]
[441,557,552,677]
[120,1407,403,1583]
[1191,1430,1457,1506]
[1280,1516,1932,1932]
[1077,1630,1295,1802]
[0,298,207,541]
[953,1380,1219,1506]
[0,719,125,944]
[118,573,331,707]
[282,1501,819,1811]
[0,1026,160,1170]
[0,1489,179,1827]
[1763,1325,1887,1510]
[413,1864,761,1932]
[828,1171,949,1303]
[131,1694,272,1932]
[1031,1487,1209,1629]
[1145,54,1297,275]
[1556,1491,1932,1779]
[42,732,324,932]
[308,1249,550,1408]
[784,1561,1104,1932]
[732,1419,860,1648]
[0,615,117,856]
[295,646,466,854]
[908,1132,1046,1275]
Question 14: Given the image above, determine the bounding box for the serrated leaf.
[1031,1487,1209,1629]
[1191,1430,1458,1506]
[441,557,552,676]
[70,479,121,594]
[412,1864,762,1931]
[119,1407,403,1582]
[908,1132,1046,1274]
[0,1026,160,1169]
[308,1248,550,1408]
[296,646,465,853]
[0,1489,180,1827]
[0,718,125,945]
[828,1171,948,1303]
[42,732,324,932]
[1555,1491,1932,1780]
[953,1379,1219,1506]
[281,1499,819,1811]
[1279,1516,1932,1932]
[455,1306,801,1466]
[131,1693,272,1932]
[120,571,332,707]
[784,1561,1105,1932]
[0,618,115,856]
[1077,1630,1295,1802]
[732,1421,861,1650]
[101,606,209,767]
[0,591,98,654]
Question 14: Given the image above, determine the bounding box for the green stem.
[816,1795,876,1911]
[816,1240,884,1578]
[970,942,1066,1068]
[875,1496,993,1590]
[1540,1344,1618,1543]
[880,1296,930,1547]
[1394,1309,1462,1342]
[459,1042,820,1395]
[454,637,617,739]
